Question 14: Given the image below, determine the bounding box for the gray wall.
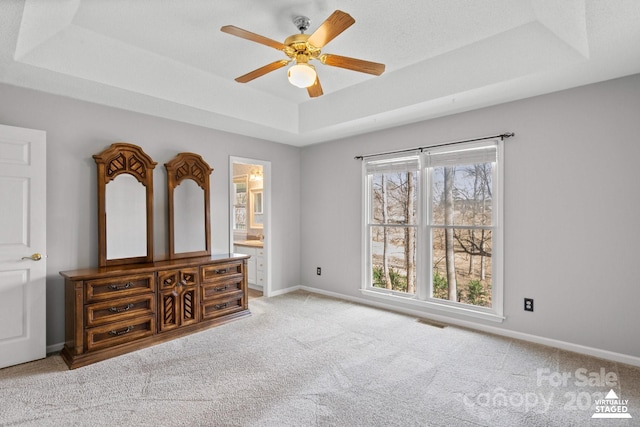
[2,73,639,360]
[0,83,301,347]
[300,74,640,359]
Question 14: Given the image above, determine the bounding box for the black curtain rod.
[354,132,515,160]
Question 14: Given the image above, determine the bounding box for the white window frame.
[232,175,248,231]
[361,140,504,323]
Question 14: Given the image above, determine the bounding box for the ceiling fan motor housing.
[284,34,320,63]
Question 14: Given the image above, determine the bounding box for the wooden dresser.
[60,253,250,369]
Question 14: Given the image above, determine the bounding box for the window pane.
[431,228,492,307]
[235,182,247,205]
[370,225,417,294]
[234,207,246,230]
[371,172,417,225]
[432,163,493,226]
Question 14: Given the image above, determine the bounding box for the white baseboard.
[284,285,640,368]
[268,285,303,297]
[47,342,64,354]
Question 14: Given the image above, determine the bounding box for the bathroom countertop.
[234,240,264,248]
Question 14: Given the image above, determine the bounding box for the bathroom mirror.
[165,152,213,260]
[250,189,264,228]
[94,143,156,267]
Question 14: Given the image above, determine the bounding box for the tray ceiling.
[1,0,640,146]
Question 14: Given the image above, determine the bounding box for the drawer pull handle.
[108,303,134,313]
[164,278,173,285]
[214,268,228,274]
[214,285,229,292]
[214,302,229,310]
[108,326,133,336]
[109,282,133,291]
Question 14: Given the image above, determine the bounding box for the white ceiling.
[1,0,640,146]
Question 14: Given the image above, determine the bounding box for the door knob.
[22,253,43,261]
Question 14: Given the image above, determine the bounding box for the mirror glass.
[253,190,263,214]
[174,179,206,253]
[250,189,264,228]
[105,174,147,259]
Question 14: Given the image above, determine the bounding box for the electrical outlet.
[524,298,534,312]
[317,267,321,276]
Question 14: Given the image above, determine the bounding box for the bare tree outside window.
[371,171,417,293]
[444,166,457,301]
[432,163,493,307]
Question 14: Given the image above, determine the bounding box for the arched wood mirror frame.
[165,152,213,260]
[94,143,156,267]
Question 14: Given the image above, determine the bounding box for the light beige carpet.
[1,291,638,426]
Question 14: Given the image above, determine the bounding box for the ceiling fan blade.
[307,76,323,98]
[235,60,290,83]
[221,25,287,51]
[320,54,385,76]
[307,10,355,48]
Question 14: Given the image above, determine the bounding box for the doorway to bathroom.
[229,156,271,297]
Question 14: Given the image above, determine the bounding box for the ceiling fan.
[221,10,385,98]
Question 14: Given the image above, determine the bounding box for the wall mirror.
[165,152,213,260]
[250,189,264,229]
[94,143,156,267]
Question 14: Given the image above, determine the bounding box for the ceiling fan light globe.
[288,63,317,88]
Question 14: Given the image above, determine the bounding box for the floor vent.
[416,318,447,328]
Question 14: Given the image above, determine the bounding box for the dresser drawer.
[201,276,243,301]
[200,262,243,283]
[85,273,155,303]
[85,315,155,352]
[201,293,244,320]
[85,294,155,327]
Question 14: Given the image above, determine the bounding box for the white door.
[0,124,46,369]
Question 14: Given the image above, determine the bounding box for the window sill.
[360,289,505,323]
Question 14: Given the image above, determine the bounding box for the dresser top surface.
[60,253,250,280]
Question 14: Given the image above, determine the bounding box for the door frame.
[229,156,271,297]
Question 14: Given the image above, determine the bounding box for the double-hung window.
[363,139,504,321]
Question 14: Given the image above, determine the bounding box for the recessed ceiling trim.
[15,24,298,133]
[15,0,79,60]
[532,0,589,58]
[1,0,639,147]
